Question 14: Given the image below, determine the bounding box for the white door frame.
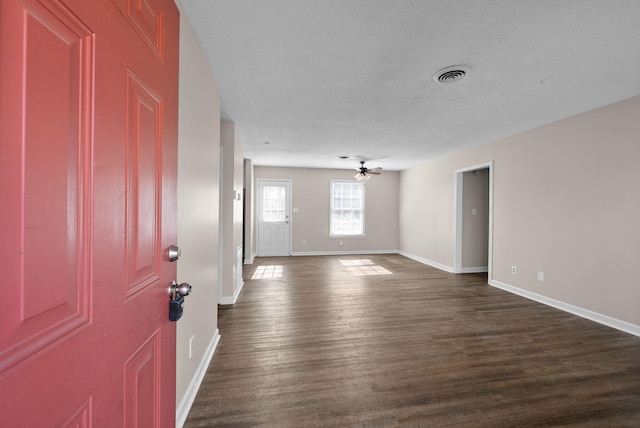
[257,179,292,256]
[453,161,494,280]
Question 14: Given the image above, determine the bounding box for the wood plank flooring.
[184,254,640,427]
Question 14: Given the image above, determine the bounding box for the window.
[262,185,286,222]
[330,181,364,236]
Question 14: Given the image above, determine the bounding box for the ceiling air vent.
[433,65,470,83]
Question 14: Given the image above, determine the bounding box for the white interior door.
[257,180,291,256]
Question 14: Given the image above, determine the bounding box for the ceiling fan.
[354,161,383,182]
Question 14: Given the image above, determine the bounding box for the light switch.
[472,208,477,215]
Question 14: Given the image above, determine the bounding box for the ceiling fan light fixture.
[354,160,380,182]
[354,172,370,182]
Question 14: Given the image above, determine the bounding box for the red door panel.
[126,70,164,298]
[0,0,179,426]
[0,0,93,376]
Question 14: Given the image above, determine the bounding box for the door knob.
[168,281,191,322]
[168,281,192,298]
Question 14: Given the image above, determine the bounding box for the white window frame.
[330,180,365,237]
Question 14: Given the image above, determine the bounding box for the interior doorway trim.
[453,161,494,280]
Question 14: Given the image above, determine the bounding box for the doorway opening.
[454,162,493,280]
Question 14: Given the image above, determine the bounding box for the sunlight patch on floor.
[252,265,284,279]
[340,259,392,276]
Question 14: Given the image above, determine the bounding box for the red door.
[0,0,179,426]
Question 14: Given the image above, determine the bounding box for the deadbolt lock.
[168,245,181,262]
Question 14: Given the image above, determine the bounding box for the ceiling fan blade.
[367,170,382,175]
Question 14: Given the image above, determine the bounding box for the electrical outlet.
[189,335,195,359]
[537,271,545,281]
[472,208,477,215]
[301,240,307,245]
[511,266,517,275]
[418,244,423,250]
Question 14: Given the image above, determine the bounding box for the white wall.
[175,1,221,424]
[254,166,399,255]
[399,95,640,331]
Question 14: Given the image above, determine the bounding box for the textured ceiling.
[182,0,640,171]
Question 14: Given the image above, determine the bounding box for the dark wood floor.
[184,254,640,427]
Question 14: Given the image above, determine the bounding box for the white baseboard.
[290,249,399,257]
[397,251,454,273]
[219,280,244,305]
[176,329,221,428]
[461,266,489,273]
[490,279,640,338]
[243,257,254,264]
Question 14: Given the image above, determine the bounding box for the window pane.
[262,185,285,222]
[330,181,364,236]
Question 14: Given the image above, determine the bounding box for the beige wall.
[254,166,399,254]
[175,1,221,424]
[399,95,640,329]
[220,121,245,303]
